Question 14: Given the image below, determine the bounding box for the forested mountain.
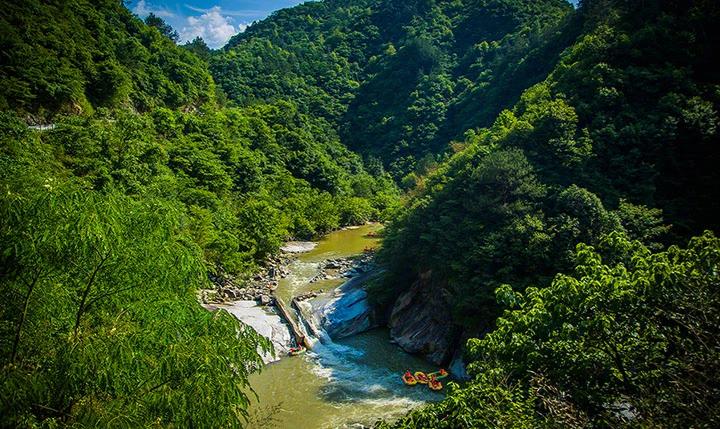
[0,0,396,426]
[0,0,214,116]
[374,0,720,426]
[378,0,720,325]
[1,0,719,427]
[212,0,575,178]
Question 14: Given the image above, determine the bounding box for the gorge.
[1,0,719,428]
[220,224,443,428]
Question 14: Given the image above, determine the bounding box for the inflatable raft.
[414,371,430,384]
[428,368,449,380]
[402,369,447,390]
[402,371,417,385]
[288,346,306,356]
[428,376,443,391]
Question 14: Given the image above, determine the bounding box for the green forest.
[1,0,719,427]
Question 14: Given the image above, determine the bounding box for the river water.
[244,224,441,428]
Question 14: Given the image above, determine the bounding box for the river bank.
[211,224,443,428]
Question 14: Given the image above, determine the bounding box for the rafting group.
[402,369,448,391]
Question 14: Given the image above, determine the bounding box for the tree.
[382,231,720,427]
[145,13,179,42]
[183,37,212,62]
[0,172,270,427]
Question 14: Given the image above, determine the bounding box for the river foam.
[241,225,440,429]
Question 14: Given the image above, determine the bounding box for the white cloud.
[184,4,266,18]
[179,6,247,48]
[133,0,176,18]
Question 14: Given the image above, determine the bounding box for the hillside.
[0,0,214,117]
[374,0,720,426]
[1,0,719,427]
[212,0,575,178]
[0,0,397,426]
[378,0,720,326]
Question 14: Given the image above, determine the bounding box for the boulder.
[388,272,457,365]
[219,301,292,363]
[449,348,470,380]
[313,272,380,339]
[325,261,342,269]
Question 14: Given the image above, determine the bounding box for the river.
[244,224,441,428]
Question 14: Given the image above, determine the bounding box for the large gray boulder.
[312,272,381,339]
[219,300,292,363]
[388,272,457,365]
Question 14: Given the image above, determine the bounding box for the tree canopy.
[1,0,719,426]
[379,231,720,427]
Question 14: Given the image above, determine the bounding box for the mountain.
[0,1,397,426]
[212,0,575,178]
[215,1,720,425]
[373,0,720,426]
[378,0,720,327]
[1,0,719,427]
[0,0,214,117]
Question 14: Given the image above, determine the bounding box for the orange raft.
[414,371,430,384]
[288,346,306,356]
[428,376,443,391]
[402,371,417,386]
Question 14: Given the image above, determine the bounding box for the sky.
[127,0,580,49]
[127,0,305,48]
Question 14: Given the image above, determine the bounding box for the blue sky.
[127,0,306,48]
[127,0,579,49]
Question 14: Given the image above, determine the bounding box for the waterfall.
[293,298,333,345]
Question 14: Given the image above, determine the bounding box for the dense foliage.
[0,1,397,426]
[378,0,719,327]
[374,0,720,425]
[212,0,575,178]
[0,0,214,117]
[379,232,720,427]
[0,168,269,427]
[2,0,719,426]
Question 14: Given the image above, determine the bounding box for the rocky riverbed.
[200,246,375,308]
[200,237,378,360]
[297,266,382,341]
[200,226,469,379]
[209,301,293,363]
[199,254,291,305]
[214,224,451,429]
[302,267,470,377]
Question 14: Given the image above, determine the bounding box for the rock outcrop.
[203,254,293,305]
[309,254,374,283]
[306,270,382,340]
[215,300,293,363]
[388,271,458,365]
[449,348,470,380]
